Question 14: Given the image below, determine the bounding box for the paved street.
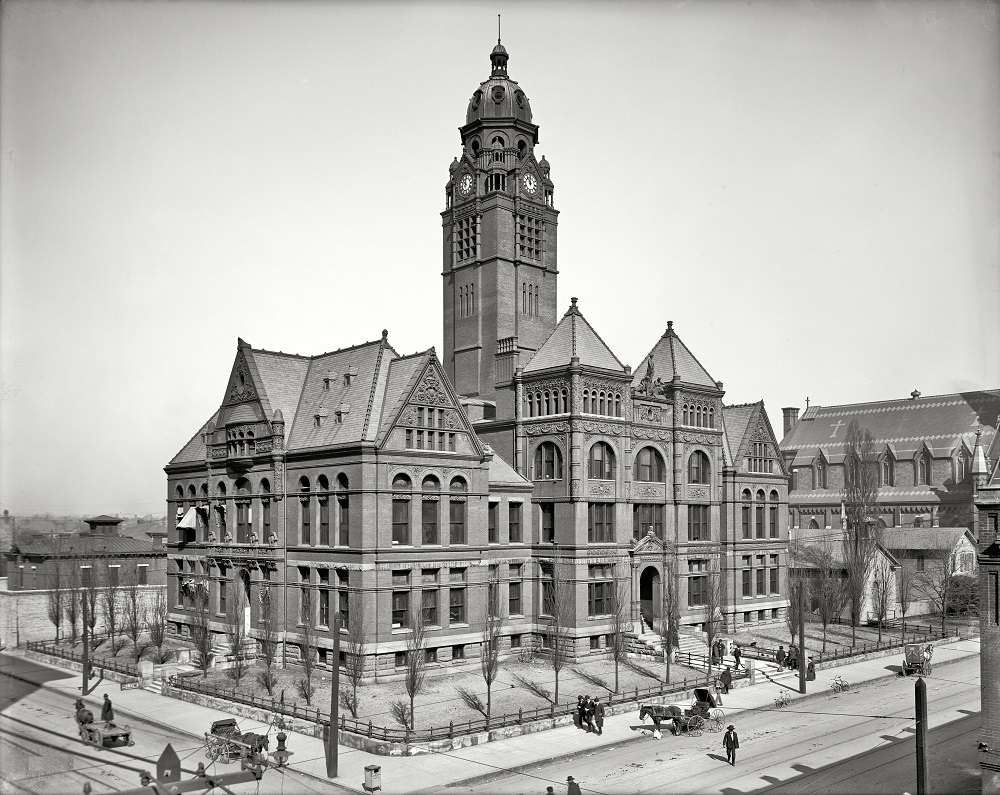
[0,656,336,795]
[455,655,981,794]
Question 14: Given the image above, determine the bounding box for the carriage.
[205,718,270,764]
[638,688,725,737]
[901,643,933,677]
[75,702,135,749]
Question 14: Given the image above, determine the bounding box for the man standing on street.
[723,724,740,766]
[593,697,605,735]
[776,645,786,671]
[101,693,114,727]
[732,644,742,671]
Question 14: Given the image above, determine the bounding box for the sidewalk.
[3,636,980,794]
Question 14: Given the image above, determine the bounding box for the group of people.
[775,643,800,670]
[575,694,605,735]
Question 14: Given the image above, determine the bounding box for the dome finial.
[490,18,509,76]
[498,13,501,45]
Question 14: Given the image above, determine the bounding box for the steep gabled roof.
[374,351,436,444]
[724,402,786,476]
[523,298,625,374]
[631,321,717,390]
[780,390,1000,468]
[722,403,756,463]
[169,411,220,465]
[880,527,976,552]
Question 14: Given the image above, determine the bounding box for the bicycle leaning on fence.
[774,690,791,708]
[831,674,850,693]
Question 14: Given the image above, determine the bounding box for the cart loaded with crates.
[205,718,270,764]
[901,643,933,677]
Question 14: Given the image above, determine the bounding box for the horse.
[638,703,683,738]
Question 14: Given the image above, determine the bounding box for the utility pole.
[81,591,91,694]
[798,581,806,694]
[915,677,928,795]
[326,612,341,778]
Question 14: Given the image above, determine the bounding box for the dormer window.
[314,410,327,428]
[323,372,336,390]
[344,366,358,387]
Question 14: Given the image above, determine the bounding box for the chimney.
[910,389,921,400]
[782,407,800,437]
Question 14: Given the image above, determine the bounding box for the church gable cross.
[829,419,845,438]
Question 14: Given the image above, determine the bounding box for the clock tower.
[442,40,559,416]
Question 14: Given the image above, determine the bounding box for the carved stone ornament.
[635,359,668,398]
[227,357,257,405]
[445,410,462,429]
[681,432,717,446]
[400,407,418,426]
[492,85,505,103]
[635,405,663,424]
[589,482,614,496]
[256,439,273,453]
[633,485,663,498]
[687,486,710,500]
[525,380,567,395]
[581,421,624,436]
[209,447,228,460]
[414,369,449,406]
[751,419,770,442]
[632,427,671,441]
[471,90,482,109]
[525,421,569,436]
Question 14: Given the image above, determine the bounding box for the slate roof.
[251,350,311,428]
[13,534,158,558]
[485,446,532,488]
[780,390,1000,467]
[790,485,972,505]
[523,299,625,374]
[631,322,717,390]
[722,403,756,467]
[374,352,434,444]
[880,527,974,551]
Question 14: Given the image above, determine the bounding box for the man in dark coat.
[566,776,582,795]
[776,645,786,671]
[788,643,798,670]
[732,645,743,671]
[101,693,114,726]
[575,695,585,730]
[723,724,740,766]
[582,696,595,733]
[593,697,605,735]
[806,657,816,681]
[719,666,732,694]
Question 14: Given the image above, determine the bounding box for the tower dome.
[466,42,533,125]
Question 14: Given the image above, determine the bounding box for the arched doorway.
[638,565,661,630]
[240,569,252,632]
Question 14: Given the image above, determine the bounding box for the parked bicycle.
[831,674,850,693]
[774,690,791,708]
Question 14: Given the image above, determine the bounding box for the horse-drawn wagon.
[205,718,269,764]
[901,643,933,677]
[639,688,725,738]
[74,700,134,749]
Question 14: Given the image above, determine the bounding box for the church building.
[164,41,789,674]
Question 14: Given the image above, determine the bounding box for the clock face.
[459,174,473,196]
[522,173,538,195]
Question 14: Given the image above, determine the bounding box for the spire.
[972,426,989,482]
[490,19,509,76]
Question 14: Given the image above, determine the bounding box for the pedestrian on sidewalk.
[582,695,595,733]
[788,643,798,671]
[566,776,582,795]
[776,645,786,670]
[806,657,816,681]
[720,666,732,694]
[593,697,605,735]
[575,695,585,730]
[101,693,114,726]
[723,724,740,766]
[732,644,742,671]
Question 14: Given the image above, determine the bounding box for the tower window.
[456,216,476,262]
[517,214,541,260]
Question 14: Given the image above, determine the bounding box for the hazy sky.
[2,0,998,516]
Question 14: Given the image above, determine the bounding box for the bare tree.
[64,561,82,646]
[82,559,100,648]
[869,558,893,643]
[915,535,962,634]
[46,555,66,642]
[190,582,214,678]
[256,585,280,696]
[340,593,367,718]
[147,588,170,664]
[659,545,680,683]
[792,538,847,652]
[224,579,248,682]
[897,566,914,638]
[842,420,881,644]
[402,603,428,729]
[100,562,123,654]
[479,574,504,718]
[121,563,149,661]
[543,559,573,705]
[608,568,630,694]
[294,588,316,706]
[701,557,724,686]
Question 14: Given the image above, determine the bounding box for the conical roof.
[631,322,718,390]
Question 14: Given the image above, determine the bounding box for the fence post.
[518,708,523,724]
[367,720,372,738]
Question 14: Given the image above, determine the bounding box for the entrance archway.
[638,565,661,630]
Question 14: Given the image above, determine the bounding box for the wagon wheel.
[205,736,225,762]
[688,715,704,737]
[708,709,725,732]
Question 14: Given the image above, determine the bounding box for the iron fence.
[26,640,141,678]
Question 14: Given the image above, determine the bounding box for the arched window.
[956,452,968,482]
[769,490,780,538]
[525,394,533,417]
[708,408,714,428]
[583,389,590,413]
[614,394,621,417]
[534,286,539,316]
[235,478,252,543]
[918,454,930,485]
[449,477,467,544]
[391,474,410,545]
[560,389,568,413]
[588,442,615,479]
[816,459,827,489]
[881,457,894,487]
[598,391,606,415]
[298,477,311,546]
[688,451,710,484]
[635,447,665,482]
[533,442,563,480]
[755,490,766,539]
[259,479,271,541]
[741,489,752,539]
[421,476,439,545]
[544,391,551,415]
[808,518,820,529]
[337,473,350,546]
[682,404,689,425]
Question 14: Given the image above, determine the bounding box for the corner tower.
[442,40,559,413]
